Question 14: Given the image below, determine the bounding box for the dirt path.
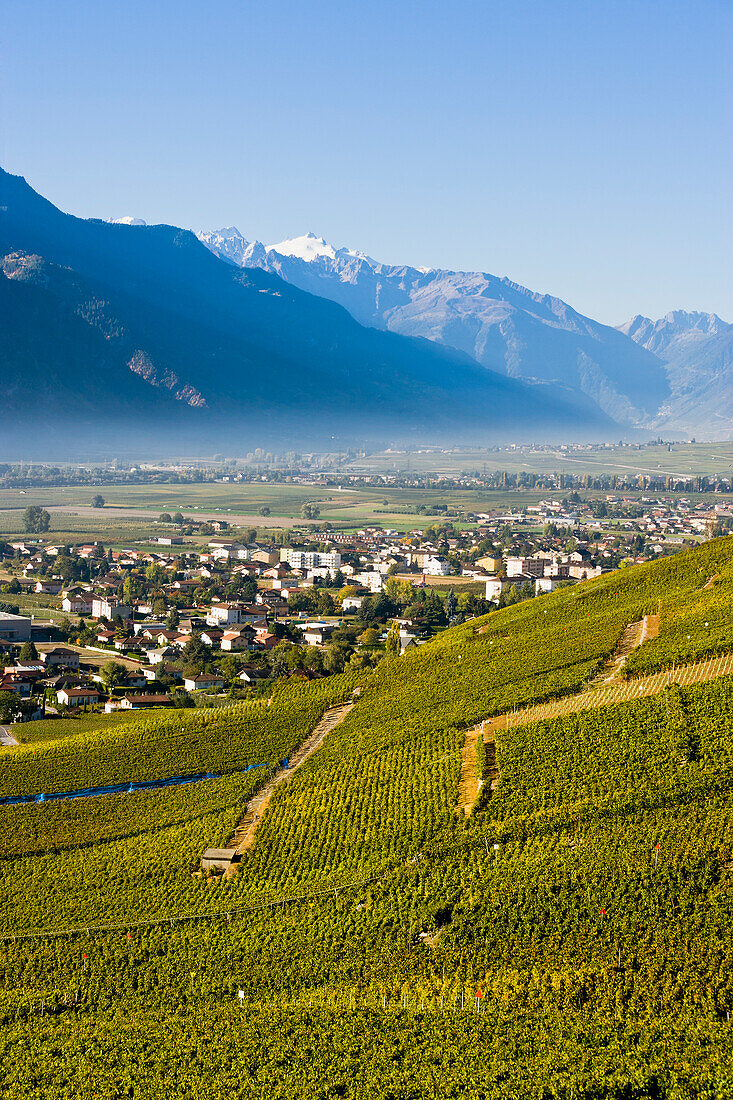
[0,726,19,747]
[482,649,733,739]
[456,723,484,815]
[704,575,720,590]
[457,618,725,815]
[222,700,355,867]
[456,722,499,816]
[586,615,659,688]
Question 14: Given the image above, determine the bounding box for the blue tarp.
[0,761,270,807]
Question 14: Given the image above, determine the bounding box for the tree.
[159,513,172,523]
[100,661,127,693]
[258,506,271,516]
[445,589,458,619]
[0,691,36,722]
[288,589,316,615]
[181,635,210,673]
[0,691,21,723]
[300,502,320,520]
[91,494,105,509]
[23,506,51,534]
[385,621,401,656]
[384,577,414,607]
[19,640,39,662]
[172,512,185,526]
[315,590,335,616]
[146,563,166,586]
[358,627,380,647]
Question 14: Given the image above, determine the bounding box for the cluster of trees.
[22,505,51,533]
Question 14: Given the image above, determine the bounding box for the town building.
[0,612,32,644]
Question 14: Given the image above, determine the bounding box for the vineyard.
[0,536,731,1097]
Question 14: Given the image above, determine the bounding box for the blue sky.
[2,0,731,324]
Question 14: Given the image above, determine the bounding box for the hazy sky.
[2,0,731,324]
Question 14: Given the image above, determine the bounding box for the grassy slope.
[0,538,731,1097]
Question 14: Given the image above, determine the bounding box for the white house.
[485,576,532,603]
[91,598,132,621]
[56,686,102,708]
[39,647,80,670]
[62,594,94,615]
[283,550,341,570]
[183,673,225,692]
[206,603,262,627]
[422,556,452,576]
[535,576,572,595]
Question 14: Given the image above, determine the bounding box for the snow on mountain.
[2,166,616,455]
[266,231,375,265]
[198,226,668,427]
[266,232,338,262]
[196,226,249,266]
[107,216,147,226]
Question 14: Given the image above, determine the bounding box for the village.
[0,489,730,724]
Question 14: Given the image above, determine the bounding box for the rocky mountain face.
[198,229,671,427]
[0,169,615,458]
[619,312,733,438]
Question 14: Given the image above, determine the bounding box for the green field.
[345,439,733,477]
[1,474,732,542]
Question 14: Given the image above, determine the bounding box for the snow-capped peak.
[107,216,147,226]
[207,226,245,241]
[266,232,338,262]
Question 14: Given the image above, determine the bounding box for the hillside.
[199,228,671,427]
[0,169,615,458]
[0,537,732,1096]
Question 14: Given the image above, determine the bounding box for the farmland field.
[345,439,733,476]
[1,479,732,541]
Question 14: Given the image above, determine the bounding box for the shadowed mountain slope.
[0,170,614,458]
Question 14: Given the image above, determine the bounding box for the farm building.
[201,848,239,873]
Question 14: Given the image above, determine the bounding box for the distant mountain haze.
[619,311,733,438]
[199,228,731,438]
[198,229,672,427]
[0,169,615,458]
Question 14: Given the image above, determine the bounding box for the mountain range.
[619,311,733,436]
[0,169,615,459]
[199,228,732,438]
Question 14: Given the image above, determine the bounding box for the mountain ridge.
[619,310,733,437]
[0,169,615,458]
[198,227,672,428]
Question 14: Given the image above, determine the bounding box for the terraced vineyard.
[0,537,731,1098]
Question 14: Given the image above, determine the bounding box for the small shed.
[201,848,239,873]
